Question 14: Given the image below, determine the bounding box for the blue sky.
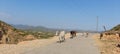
[0,0,120,31]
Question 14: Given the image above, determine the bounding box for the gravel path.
[23,33,100,54]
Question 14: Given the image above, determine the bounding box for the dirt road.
[22,33,100,54]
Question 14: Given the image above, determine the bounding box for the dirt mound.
[24,35,36,40]
[93,34,120,54]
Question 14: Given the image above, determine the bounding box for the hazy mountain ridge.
[11,24,58,32]
[11,24,98,33]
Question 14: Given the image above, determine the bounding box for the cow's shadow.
[56,41,65,43]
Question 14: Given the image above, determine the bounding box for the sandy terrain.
[0,33,70,54]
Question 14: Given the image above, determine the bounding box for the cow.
[70,31,77,39]
[100,33,103,39]
[58,31,66,43]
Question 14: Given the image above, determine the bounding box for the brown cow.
[100,33,103,39]
[70,31,77,39]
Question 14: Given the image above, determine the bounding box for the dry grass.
[93,34,120,54]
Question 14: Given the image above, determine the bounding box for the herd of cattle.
[1,29,120,44]
[0,30,89,44]
[56,30,90,43]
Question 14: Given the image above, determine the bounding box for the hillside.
[111,24,120,31]
[0,20,25,44]
[0,20,54,44]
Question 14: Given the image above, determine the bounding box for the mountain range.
[11,24,58,32]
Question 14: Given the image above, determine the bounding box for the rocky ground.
[93,34,120,54]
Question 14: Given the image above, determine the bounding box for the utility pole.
[96,16,98,32]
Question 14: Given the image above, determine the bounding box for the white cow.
[55,31,59,36]
[58,31,65,43]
